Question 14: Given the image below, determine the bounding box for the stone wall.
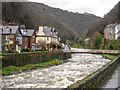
[67,55,120,89]
[2,51,71,67]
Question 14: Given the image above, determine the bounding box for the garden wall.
[2,51,71,67]
[67,55,120,89]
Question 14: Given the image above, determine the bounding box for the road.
[103,63,120,89]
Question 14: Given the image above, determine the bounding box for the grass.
[71,45,84,49]
[1,59,67,76]
[101,54,116,60]
[0,56,3,58]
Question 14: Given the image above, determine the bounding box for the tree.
[37,38,46,50]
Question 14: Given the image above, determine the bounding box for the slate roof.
[43,26,52,36]
[0,26,19,34]
[23,29,35,36]
[43,26,58,37]
[106,24,116,28]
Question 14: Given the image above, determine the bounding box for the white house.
[115,24,120,40]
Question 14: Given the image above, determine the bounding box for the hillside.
[87,1,120,50]
[2,2,101,42]
[88,1,120,37]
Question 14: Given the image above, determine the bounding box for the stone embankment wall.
[2,51,71,67]
[67,55,120,89]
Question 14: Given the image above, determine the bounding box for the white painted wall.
[115,24,120,40]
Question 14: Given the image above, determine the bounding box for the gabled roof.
[43,26,52,36]
[43,26,58,37]
[23,29,35,36]
[0,26,20,34]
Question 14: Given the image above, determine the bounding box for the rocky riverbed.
[2,53,111,88]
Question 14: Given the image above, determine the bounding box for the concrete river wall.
[2,51,71,67]
[67,55,120,89]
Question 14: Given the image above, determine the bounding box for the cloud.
[28,0,119,17]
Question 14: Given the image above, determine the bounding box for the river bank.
[2,53,111,88]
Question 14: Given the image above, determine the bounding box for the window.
[47,37,49,41]
[32,36,35,43]
[6,35,9,40]
[16,36,19,42]
[6,35,9,43]
[9,35,13,41]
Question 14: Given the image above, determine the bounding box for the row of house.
[104,23,120,44]
[0,25,61,52]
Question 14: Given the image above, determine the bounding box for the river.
[2,53,111,88]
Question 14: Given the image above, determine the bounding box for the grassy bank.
[1,59,68,76]
[0,56,3,58]
[101,54,117,60]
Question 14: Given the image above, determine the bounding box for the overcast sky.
[28,0,119,17]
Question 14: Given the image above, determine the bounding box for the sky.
[28,0,120,17]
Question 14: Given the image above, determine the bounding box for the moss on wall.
[2,51,71,67]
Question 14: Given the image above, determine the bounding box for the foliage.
[71,44,84,49]
[90,31,119,50]
[22,48,30,52]
[105,40,118,50]
[3,49,13,54]
[88,2,120,37]
[2,2,100,43]
[90,32,103,49]
[0,56,4,58]
[1,59,66,75]
[37,39,46,50]
[102,54,116,60]
[66,40,75,46]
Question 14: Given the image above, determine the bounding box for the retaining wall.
[67,55,120,89]
[2,51,71,67]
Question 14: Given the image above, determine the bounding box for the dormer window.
[6,27,10,33]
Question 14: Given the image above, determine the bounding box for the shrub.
[3,49,13,54]
[22,48,30,52]
[8,49,13,53]
[105,40,118,50]
[15,51,19,53]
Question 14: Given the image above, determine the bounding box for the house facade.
[104,24,116,40]
[0,26,23,52]
[36,26,61,51]
[104,23,120,41]
[22,29,36,51]
[115,24,120,40]
[1,25,61,52]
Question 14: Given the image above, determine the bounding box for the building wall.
[23,37,29,48]
[104,27,116,40]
